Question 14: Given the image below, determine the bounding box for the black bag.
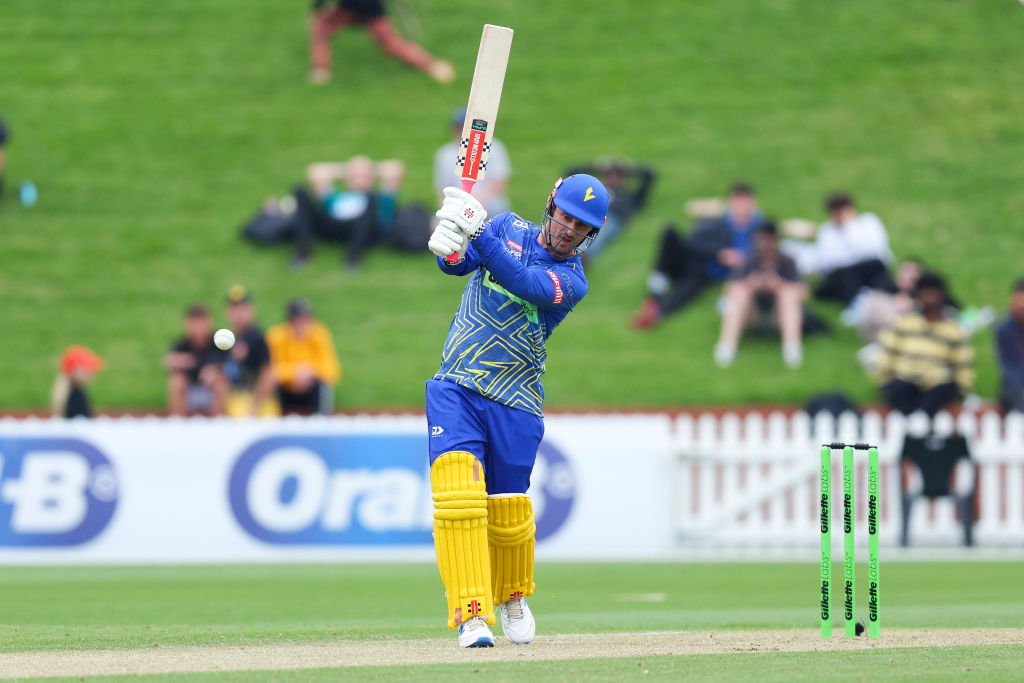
[803,392,861,418]
[390,203,433,252]
[241,209,296,245]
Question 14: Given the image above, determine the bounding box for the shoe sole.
[462,638,494,648]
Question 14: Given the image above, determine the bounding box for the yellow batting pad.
[487,494,536,606]
[431,452,495,629]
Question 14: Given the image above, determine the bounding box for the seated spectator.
[852,261,989,374]
[633,182,763,329]
[996,279,1024,413]
[291,155,405,270]
[164,304,229,416]
[50,345,104,418]
[848,259,925,343]
[309,0,454,85]
[566,157,655,260]
[267,298,341,415]
[713,222,808,368]
[222,285,279,417]
[813,192,895,306]
[433,107,511,217]
[876,273,973,416]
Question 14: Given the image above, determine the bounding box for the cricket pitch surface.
[4,628,1022,679]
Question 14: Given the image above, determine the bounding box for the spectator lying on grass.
[632,182,762,329]
[565,157,655,261]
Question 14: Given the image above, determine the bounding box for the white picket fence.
[671,410,1024,548]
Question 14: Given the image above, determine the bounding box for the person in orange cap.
[51,345,104,418]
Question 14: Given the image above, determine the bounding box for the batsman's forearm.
[473,232,564,309]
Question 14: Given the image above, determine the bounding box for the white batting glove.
[436,187,487,239]
[428,218,469,259]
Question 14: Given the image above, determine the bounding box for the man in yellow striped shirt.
[266,298,341,415]
[876,273,973,416]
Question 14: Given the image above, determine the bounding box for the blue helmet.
[550,174,609,229]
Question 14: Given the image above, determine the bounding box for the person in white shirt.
[813,192,895,305]
[433,107,511,217]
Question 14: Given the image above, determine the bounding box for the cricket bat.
[445,24,514,264]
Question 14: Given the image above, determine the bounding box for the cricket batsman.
[425,174,609,647]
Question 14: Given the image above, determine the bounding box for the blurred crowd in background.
[46,164,1024,421]
[629,182,1010,420]
[2,0,1022,422]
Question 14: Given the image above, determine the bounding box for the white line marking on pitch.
[615,593,668,602]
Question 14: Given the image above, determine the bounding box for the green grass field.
[2,562,1023,680]
[2,0,1023,411]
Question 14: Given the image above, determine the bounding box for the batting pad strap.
[433,491,487,521]
[430,452,494,629]
[487,516,536,546]
[487,495,536,605]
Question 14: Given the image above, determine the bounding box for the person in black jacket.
[164,304,229,416]
[633,182,763,329]
[565,158,655,260]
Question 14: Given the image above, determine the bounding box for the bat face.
[445,24,512,264]
[454,24,513,192]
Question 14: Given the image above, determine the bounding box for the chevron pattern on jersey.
[437,268,547,416]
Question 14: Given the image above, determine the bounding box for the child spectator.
[713,222,808,368]
[633,182,762,329]
[267,298,341,415]
[813,192,895,305]
[50,346,104,418]
[566,157,655,260]
[876,273,973,416]
[309,0,454,84]
[995,279,1024,413]
[222,285,278,417]
[291,155,405,269]
[164,304,229,416]
[433,107,511,217]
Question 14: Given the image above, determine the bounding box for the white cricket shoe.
[457,616,495,648]
[498,597,535,644]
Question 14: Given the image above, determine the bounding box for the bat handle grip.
[444,178,477,264]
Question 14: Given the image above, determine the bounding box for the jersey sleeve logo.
[504,239,524,260]
[546,270,564,304]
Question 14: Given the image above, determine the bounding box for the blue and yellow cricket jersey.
[433,211,589,416]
